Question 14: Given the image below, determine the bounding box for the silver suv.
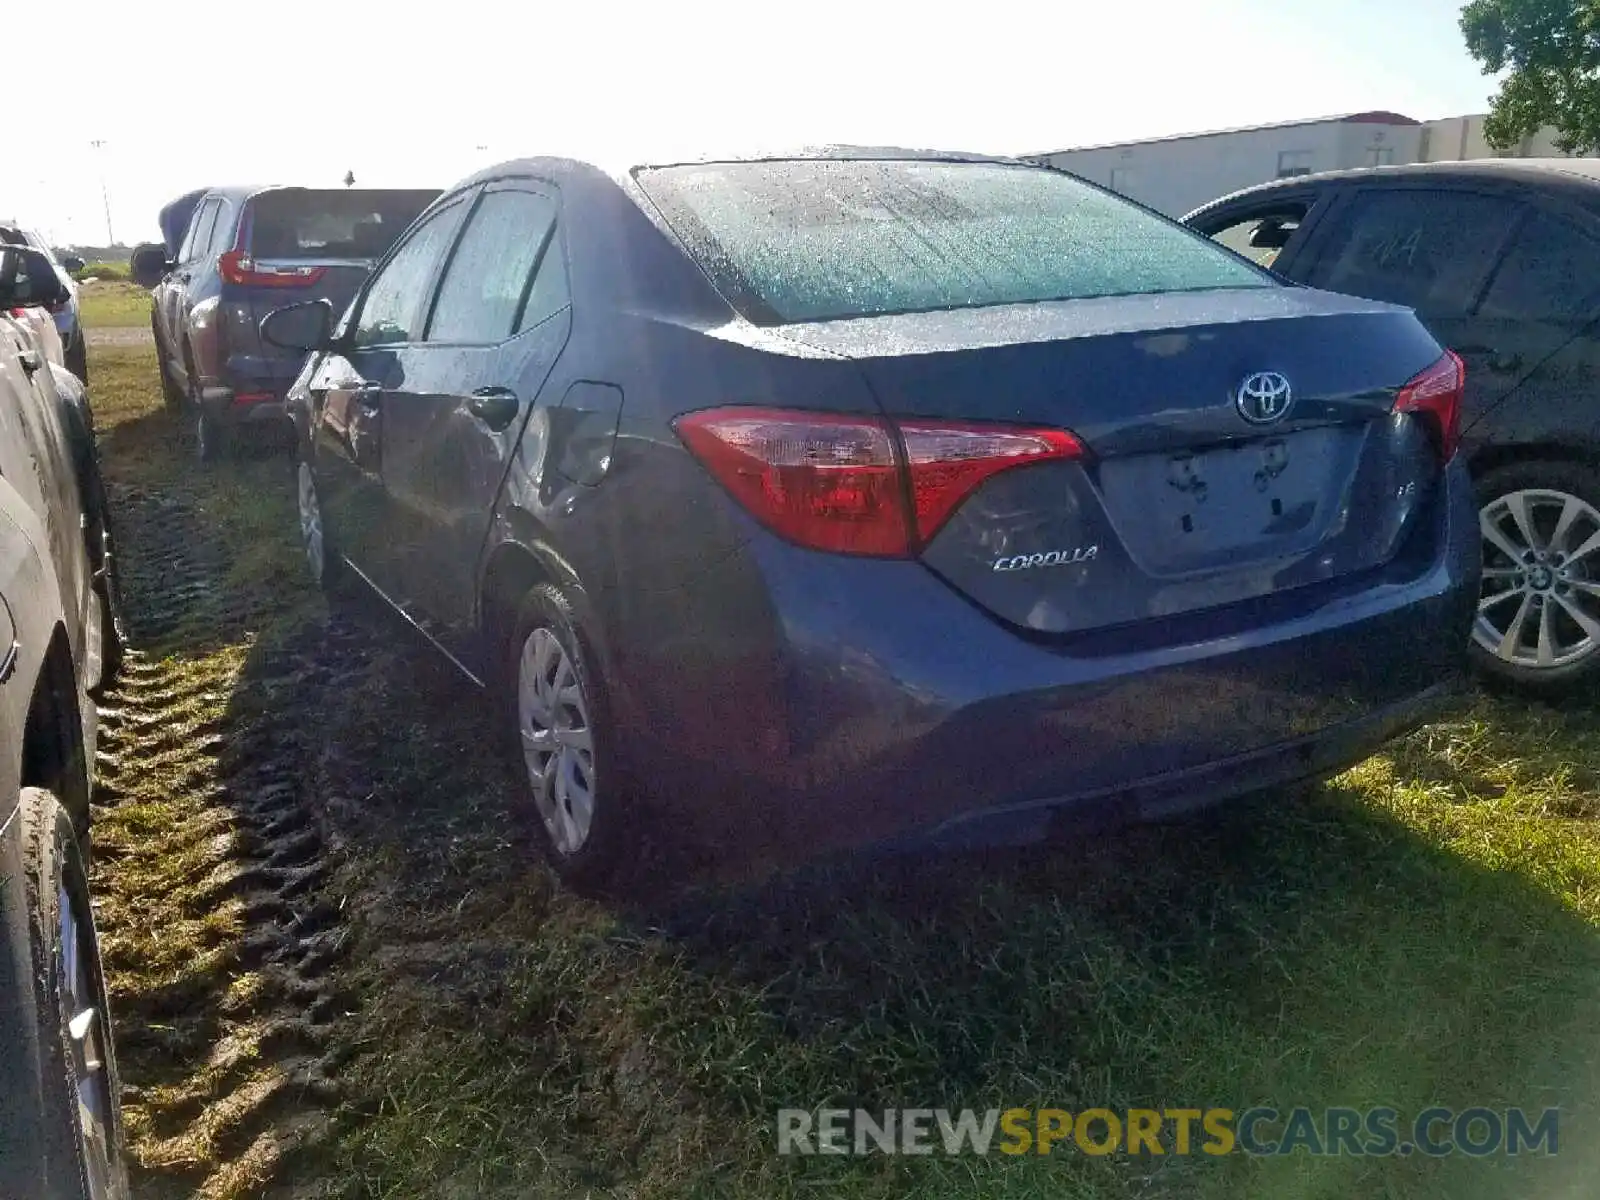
[0,223,86,381]
[0,243,129,1198]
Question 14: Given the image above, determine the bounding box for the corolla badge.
[992,545,1099,572]
[1235,371,1293,424]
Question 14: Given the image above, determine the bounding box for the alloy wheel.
[1474,488,1600,670]
[298,463,324,585]
[59,883,115,1199]
[517,627,596,856]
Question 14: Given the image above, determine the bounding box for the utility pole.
[89,140,114,245]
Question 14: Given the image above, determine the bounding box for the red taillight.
[1393,351,1465,461]
[218,249,326,289]
[899,420,1083,541]
[673,407,1083,557]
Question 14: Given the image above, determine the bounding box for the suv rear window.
[244,189,441,260]
[635,159,1270,324]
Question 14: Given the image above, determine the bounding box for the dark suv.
[1186,159,1600,692]
[132,186,439,461]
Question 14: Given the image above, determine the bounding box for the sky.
[14,0,1503,247]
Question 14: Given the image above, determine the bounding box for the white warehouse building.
[1026,111,1580,218]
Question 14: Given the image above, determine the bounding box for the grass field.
[81,323,1600,1198]
[79,280,153,329]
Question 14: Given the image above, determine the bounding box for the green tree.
[1461,0,1600,151]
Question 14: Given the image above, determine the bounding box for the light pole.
[89,140,114,246]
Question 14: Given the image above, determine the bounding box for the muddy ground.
[84,340,1600,1200]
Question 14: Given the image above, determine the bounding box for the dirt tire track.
[90,482,350,1199]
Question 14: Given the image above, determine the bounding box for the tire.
[296,454,347,596]
[154,317,183,410]
[196,407,230,464]
[507,584,628,887]
[1470,458,1600,692]
[179,345,229,464]
[65,334,89,386]
[19,788,130,1200]
[85,464,126,694]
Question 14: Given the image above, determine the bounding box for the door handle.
[17,349,40,376]
[353,382,382,411]
[467,386,520,432]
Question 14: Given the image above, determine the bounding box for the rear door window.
[179,200,220,263]
[1478,210,1600,323]
[203,200,236,259]
[515,235,569,335]
[1304,188,1519,318]
[636,159,1270,325]
[425,188,559,344]
[350,199,469,348]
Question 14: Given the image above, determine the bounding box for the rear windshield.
[636,159,1271,324]
[245,189,441,260]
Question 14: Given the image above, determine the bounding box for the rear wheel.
[1471,459,1600,692]
[84,465,125,694]
[297,456,345,594]
[180,346,228,464]
[20,787,130,1200]
[154,319,182,410]
[65,334,89,386]
[508,585,627,887]
[195,408,229,464]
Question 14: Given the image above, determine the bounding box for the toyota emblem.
[1235,371,1293,425]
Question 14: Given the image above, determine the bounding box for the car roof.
[194,184,441,204]
[453,145,1030,191]
[1185,158,1600,220]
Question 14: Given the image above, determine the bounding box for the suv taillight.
[218,249,326,288]
[1393,351,1465,461]
[673,407,1084,557]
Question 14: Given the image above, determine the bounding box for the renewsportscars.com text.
[776,1106,1560,1158]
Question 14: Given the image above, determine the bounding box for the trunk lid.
[773,287,1450,635]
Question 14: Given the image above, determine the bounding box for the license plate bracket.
[1098,428,1346,573]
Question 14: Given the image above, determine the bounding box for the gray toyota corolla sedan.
[266,148,1480,885]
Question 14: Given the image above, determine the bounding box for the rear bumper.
[199,387,287,423]
[604,458,1480,860]
[202,353,304,425]
[899,681,1455,850]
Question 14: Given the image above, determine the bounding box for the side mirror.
[0,246,72,310]
[60,254,86,275]
[129,242,173,289]
[261,299,335,352]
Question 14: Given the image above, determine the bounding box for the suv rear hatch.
[220,188,440,397]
